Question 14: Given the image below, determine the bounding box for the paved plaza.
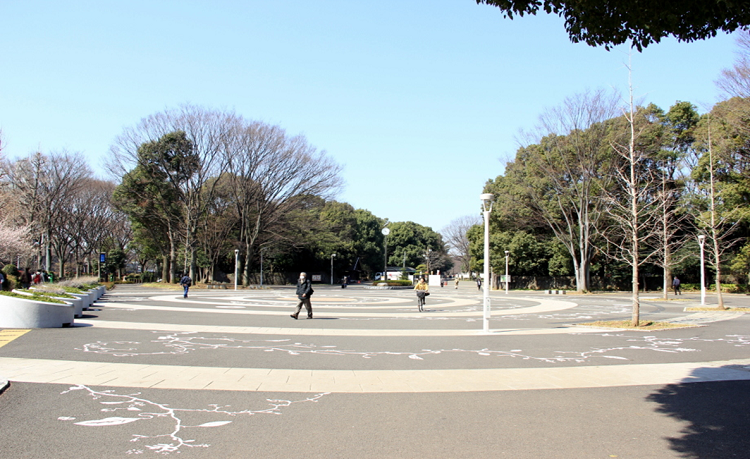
[1,283,750,458]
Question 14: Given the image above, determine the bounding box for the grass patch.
[0,291,67,304]
[578,320,696,330]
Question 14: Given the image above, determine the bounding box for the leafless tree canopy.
[441,215,480,273]
[0,150,118,274]
[716,30,750,99]
[109,104,343,284]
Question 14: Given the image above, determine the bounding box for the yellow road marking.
[0,329,31,348]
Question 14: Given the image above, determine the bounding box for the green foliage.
[0,290,67,304]
[2,264,19,277]
[387,221,452,273]
[104,249,128,274]
[476,0,750,50]
[372,280,412,286]
[729,242,750,284]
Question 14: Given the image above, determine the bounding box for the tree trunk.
[161,255,168,283]
[713,232,725,309]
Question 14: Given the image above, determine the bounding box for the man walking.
[291,272,314,319]
[180,273,192,298]
[672,276,681,295]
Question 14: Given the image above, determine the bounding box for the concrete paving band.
[2,356,749,393]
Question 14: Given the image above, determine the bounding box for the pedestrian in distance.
[179,273,192,298]
[454,277,459,289]
[291,272,314,319]
[476,278,481,290]
[672,276,681,295]
[414,277,429,312]
[20,268,32,289]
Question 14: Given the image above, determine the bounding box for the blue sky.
[1,0,739,233]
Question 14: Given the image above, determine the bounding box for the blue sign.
[100,253,106,263]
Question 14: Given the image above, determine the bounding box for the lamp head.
[234,249,239,255]
[505,250,510,256]
[698,235,706,243]
[480,193,494,204]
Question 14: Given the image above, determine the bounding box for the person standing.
[20,268,32,289]
[179,273,192,298]
[476,278,481,291]
[414,277,429,312]
[672,276,681,295]
[454,277,459,289]
[291,272,314,319]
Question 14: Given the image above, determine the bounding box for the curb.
[0,379,9,395]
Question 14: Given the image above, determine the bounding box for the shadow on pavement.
[646,371,750,458]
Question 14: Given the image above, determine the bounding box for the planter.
[0,295,74,328]
[71,292,95,310]
[24,288,85,317]
[60,295,84,317]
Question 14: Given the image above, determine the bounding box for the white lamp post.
[480,193,494,333]
[382,223,390,281]
[504,250,510,295]
[234,249,239,291]
[330,253,337,285]
[698,235,706,305]
[260,248,264,288]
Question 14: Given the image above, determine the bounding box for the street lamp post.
[330,253,337,285]
[260,248,264,288]
[382,223,390,281]
[504,250,510,295]
[234,249,239,291]
[480,193,494,333]
[698,235,706,305]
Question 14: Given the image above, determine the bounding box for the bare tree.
[716,30,750,99]
[109,105,236,281]
[598,67,665,326]
[441,215,480,274]
[691,105,748,309]
[3,151,91,274]
[0,219,33,266]
[225,121,342,285]
[512,88,620,292]
[647,102,700,299]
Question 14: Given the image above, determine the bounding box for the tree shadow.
[646,367,750,458]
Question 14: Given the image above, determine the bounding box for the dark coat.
[296,278,313,299]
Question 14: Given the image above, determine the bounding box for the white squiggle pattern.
[74,332,750,363]
[59,385,328,455]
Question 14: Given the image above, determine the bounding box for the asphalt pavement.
[1,283,749,458]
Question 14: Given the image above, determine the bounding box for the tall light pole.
[260,248,264,288]
[382,222,390,281]
[330,253,337,285]
[504,250,510,295]
[698,235,706,305]
[480,193,494,333]
[234,249,239,291]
